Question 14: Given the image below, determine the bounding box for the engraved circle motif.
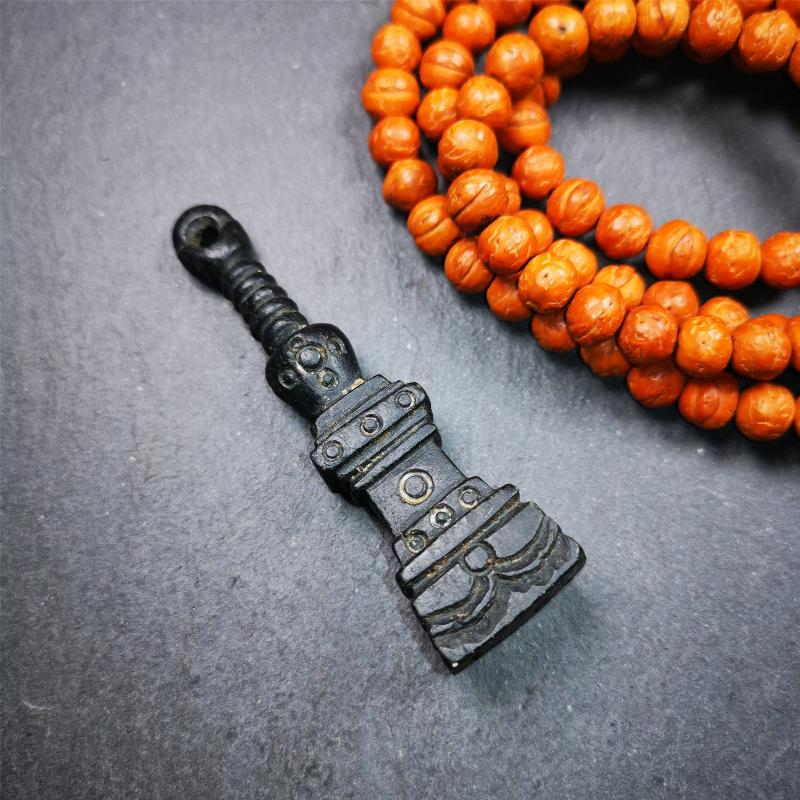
[323,440,343,461]
[278,369,298,389]
[398,470,434,505]
[327,337,344,355]
[318,369,338,388]
[395,390,415,408]
[288,335,308,353]
[430,504,454,528]
[459,486,480,509]
[404,530,428,554]
[359,413,383,436]
[462,542,494,575]
[298,345,324,370]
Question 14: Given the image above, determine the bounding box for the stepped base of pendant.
[397,486,585,673]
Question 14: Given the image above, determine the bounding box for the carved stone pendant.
[173,206,585,672]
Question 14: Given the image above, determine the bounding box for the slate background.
[2,2,799,799]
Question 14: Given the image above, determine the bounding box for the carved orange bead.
[566,284,626,346]
[420,40,475,88]
[735,382,795,441]
[617,304,678,366]
[704,229,761,289]
[416,87,459,139]
[581,337,632,378]
[369,116,422,167]
[362,68,421,118]
[497,99,551,153]
[479,215,537,275]
[595,204,652,259]
[737,10,798,71]
[518,252,579,312]
[626,359,687,408]
[511,145,565,199]
[583,0,637,63]
[788,316,800,371]
[737,0,775,16]
[438,119,499,179]
[503,177,522,214]
[796,395,800,437]
[517,209,555,254]
[443,3,497,51]
[446,168,508,231]
[592,265,645,309]
[391,0,447,40]
[407,195,462,256]
[445,238,495,293]
[548,239,598,287]
[529,5,590,71]
[760,232,800,289]
[478,0,535,29]
[634,0,691,57]
[757,313,789,330]
[776,0,800,25]
[531,310,575,352]
[546,178,605,237]
[372,23,423,71]
[642,280,700,322]
[698,296,750,334]
[731,318,792,380]
[675,314,733,377]
[456,75,513,128]
[678,372,739,430]
[685,0,742,62]
[486,273,534,322]
[790,32,800,86]
[645,219,708,279]
[540,72,561,105]
[382,158,437,211]
[485,33,545,97]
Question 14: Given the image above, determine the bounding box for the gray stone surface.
[1,2,799,799]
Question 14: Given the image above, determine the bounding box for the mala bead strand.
[363,1,800,442]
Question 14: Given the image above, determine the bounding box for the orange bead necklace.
[363,0,800,443]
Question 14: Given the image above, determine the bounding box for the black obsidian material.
[173,205,585,672]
